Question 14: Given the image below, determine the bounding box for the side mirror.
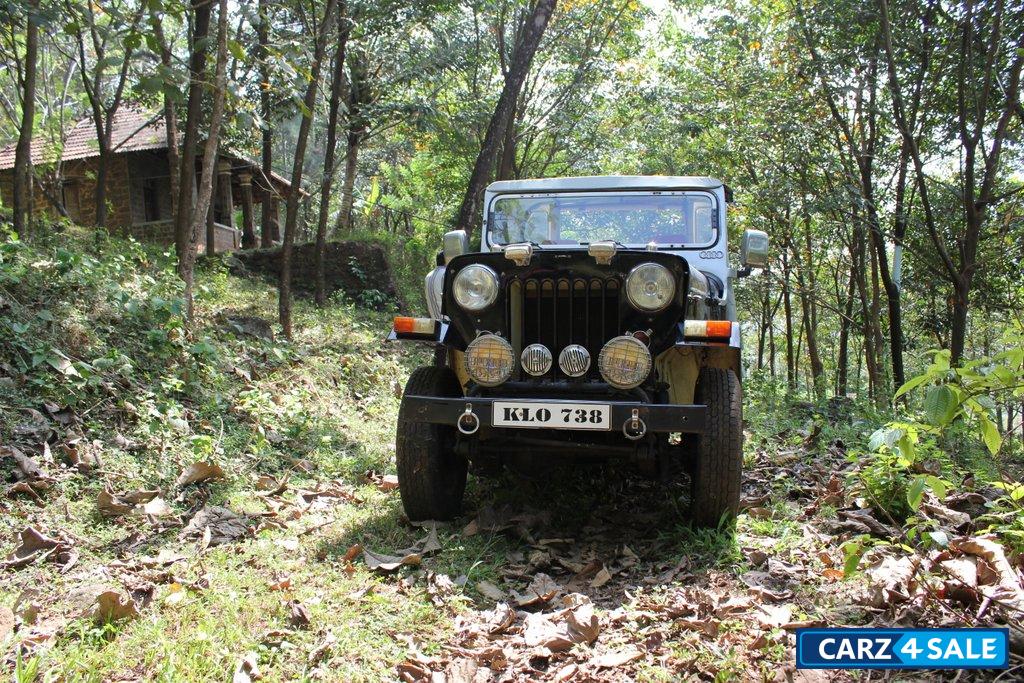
[740,229,769,269]
[442,230,469,264]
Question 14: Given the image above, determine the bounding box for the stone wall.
[230,241,400,303]
[129,219,240,253]
[0,156,133,229]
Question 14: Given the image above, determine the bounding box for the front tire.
[396,366,467,521]
[690,367,743,528]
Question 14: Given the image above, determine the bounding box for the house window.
[143,179,161,221]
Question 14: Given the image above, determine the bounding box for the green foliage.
[848,336,1024,561]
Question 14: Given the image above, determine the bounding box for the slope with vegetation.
[1,223,1022,680]
[1,0,1023,678]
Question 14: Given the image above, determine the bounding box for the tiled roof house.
[0,107,296,251]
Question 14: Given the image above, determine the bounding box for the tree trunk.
[12,0,38,238]
[279,0,341,338]
[836,267,856,397]
[781,247,795,394]
[333,51,368,236]
[240,174,256,248]
[153,13,180,221]
[206,170,217,255]
[454,0,557,238]
[258,0,275,248]
[175,0,228,320]
[173,0,213,269]
[496,97,518,181]
[206,165,219,255]
[315,8,349,306]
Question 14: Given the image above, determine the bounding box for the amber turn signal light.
[393,316,435,335]
[683,320,733,339]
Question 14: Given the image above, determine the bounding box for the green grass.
[0,224,908,680]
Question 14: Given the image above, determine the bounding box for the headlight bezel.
[464,333,515,387]
[625,262,675,312]
[598,335,653,389]
[453,264,500,312]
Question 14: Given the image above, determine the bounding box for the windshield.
[487,191,716,247]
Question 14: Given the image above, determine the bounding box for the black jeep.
[389,176,768,526]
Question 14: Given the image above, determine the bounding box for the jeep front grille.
[507,276,621,379]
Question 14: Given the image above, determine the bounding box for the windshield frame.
[483,189,720,251]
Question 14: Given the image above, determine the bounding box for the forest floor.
[1,228,1022,682]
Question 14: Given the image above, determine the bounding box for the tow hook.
[623,408,646,441]
[457,403,480,435]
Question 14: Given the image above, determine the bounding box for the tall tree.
[314,6,350,306]
[11,0,39,238]
[257,0,277,247]
[331,46,368,236]
[66,0,143,227]
[879,0,1023,363]
[173,0,229,319]
[150,8,180,222]
[454,0,557,238]
[279,0,341,337]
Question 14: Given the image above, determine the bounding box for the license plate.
[491,401,611,430]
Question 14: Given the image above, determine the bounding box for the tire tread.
[396,366,467,521]
[691,367,743,527]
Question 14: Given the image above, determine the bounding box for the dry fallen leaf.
[3,526,64,568]
[362,548,421,573]
[142,497,173,517]
[175,460,226,487]
[513,573,560,608]
[2,445,46,481]
[590,567,613,588]
[476,580,506,602]
[289,600,310,628]
[0,606,14,642]
[594,647,643,669]
[98,485,135,517]
[89,590,139,624]
[180,506,249,546]
[233,651,261,683]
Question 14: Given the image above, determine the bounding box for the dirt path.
[396,440,867,681]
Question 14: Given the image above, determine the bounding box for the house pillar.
[206,167,218,257]
[217,160,235,226]
[269,196,281,243]
[239,172,256,249]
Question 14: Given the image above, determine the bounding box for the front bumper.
[400,395,707,434]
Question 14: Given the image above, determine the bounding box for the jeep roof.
[486,175,725,194]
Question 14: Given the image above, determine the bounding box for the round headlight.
[453,264,499,311]
[598,335,652,389]
[625,262,675,312]
[465,334,514,386]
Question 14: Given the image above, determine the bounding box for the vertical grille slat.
[511,274,620,379]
